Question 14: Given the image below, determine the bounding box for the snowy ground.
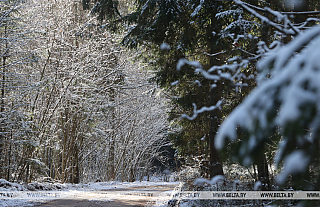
[0,179,180,207]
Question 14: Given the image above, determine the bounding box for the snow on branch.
[191,0,205,17]
[177,58,202,71]
[234,0,300,36]
[296,17,320,30]
[216,8,243,19]
[176,54,255,120]
[180,100,222,121]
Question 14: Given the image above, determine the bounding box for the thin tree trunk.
[209,88,224,177]
[108,89,115,180]
[0,26,7,179]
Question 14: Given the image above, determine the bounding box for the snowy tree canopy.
[215,24,320,185]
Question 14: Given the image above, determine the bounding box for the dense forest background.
[0,0,171,184]
[1,0,320,193]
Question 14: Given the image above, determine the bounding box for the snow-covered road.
[0,181,180,207]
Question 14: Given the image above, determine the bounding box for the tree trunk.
[129,167,134,182]
[257,154,270,190]
[0,26,7,179]
[108,89,116,180]
[208,1,224,178]
[74,155,80,183]
[209,88,224,178]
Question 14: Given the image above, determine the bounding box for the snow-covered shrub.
[0,179,24,191]
[178,166,201,183]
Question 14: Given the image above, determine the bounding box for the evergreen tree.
[216,0,320,190]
